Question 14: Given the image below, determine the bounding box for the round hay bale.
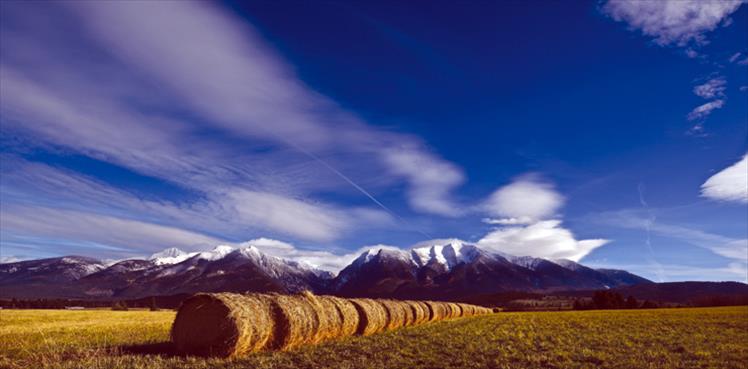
[430,301,450,321]
[266,293,320,350]
[378,299,407,330]
[461,304,475,317]
[447,302,462,318]
[322,295,360,338]
[423,301,444,322]
[171,293,275,357]
[305,293,359,341]
[462,304,475,316]
[457,303,469,317]
[409,301,429,325]
[399,301,417,326]
[349,298,388,336]
[301,292,341,344]
[421,301,436,322]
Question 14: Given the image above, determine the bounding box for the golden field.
[1,306,746,369]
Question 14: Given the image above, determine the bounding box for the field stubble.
[0,306,746,369]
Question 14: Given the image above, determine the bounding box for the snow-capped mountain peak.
[196,245,234,261]
[237,245,263,259]
[149,247,196,265]
[352,246,412,267]
[411,241,481,270]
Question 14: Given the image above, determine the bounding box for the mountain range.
[0,241,654,300]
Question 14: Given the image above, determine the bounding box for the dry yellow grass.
[4,306,746,369]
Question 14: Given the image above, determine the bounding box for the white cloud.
[687,99,725,120]
[602,0,745,46]
[0,0,469,263]
[222,189,354,242]
[382,147,465,216]
[61,0,464,217]
[482,217,534,225]
[693,78,726,99]
[482,175,564,221]
[729,52,748,65]
[476,176,606,261]
[701,153,748,203]
[0,206,226,256]
[477,220,609,262]
[0,158,393,254]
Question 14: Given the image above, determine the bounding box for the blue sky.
[0,0,746,281]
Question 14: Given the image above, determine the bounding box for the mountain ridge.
[1,241,656,300]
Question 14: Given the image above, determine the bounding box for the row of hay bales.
[171,291,493,357]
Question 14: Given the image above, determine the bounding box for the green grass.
[1,306,747,369]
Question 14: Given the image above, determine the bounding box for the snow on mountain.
[411,241,482,271]
[553,258,584,271]
[58,257,106,276]
[196,245,235,261]
[149,247,196,265]
[349,246,413,268]
[509,256,548,271]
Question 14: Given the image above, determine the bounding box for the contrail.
[638,182,664,282]
[275,136,434,240]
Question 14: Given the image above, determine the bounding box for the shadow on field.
[118,341,184,358]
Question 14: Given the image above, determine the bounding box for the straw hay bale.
[464,304,475,317]
[378,299,408,330]
[422,301,437,322]
[460,303,475,317]
[323,295,360,338]
[428,301,449,321]
[300,292,340,344]
[349,298,388,336]
[265,293,320,350]
[399,301,416,326]
[171,293,275,357]
[408,301,429,325]
[303,292,360,341]
[445,302,461,318]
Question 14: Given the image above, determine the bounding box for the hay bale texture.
[171,293,275,357]
[172,292,491,356]
[378,299,408,330]
[349,298,388,336]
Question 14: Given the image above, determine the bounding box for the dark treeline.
[573,291,660,310]
[572,290,748,310]
[0,294,189,310]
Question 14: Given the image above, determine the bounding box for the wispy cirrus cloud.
[601,1,745,135]
[0,0,469,257]
[687,99,725,121]
[728,52,748,65]
[590,208,747,264]
[693,77,727,99]
[0,157,393,258]
[687,77,727,123]
[601,0,745,47]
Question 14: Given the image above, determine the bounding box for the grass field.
[1,306,746,369]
